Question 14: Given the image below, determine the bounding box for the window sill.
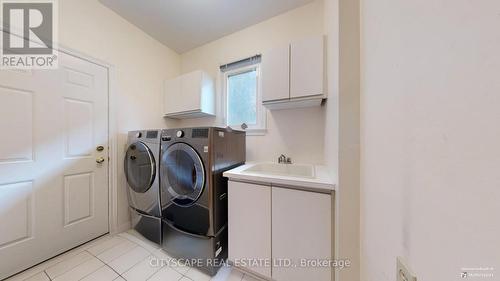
[226,125,267,136]
[244,128,267,136]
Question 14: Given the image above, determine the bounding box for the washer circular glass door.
[124,142,156,193]
[161,143,205,207]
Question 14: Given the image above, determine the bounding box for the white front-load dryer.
[125,130,162,244]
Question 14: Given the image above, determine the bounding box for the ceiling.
[99,0,314,54]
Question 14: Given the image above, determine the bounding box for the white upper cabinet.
[262,35,325,110]
[262,44,290,102]
[164,76,182,112]
[290,36,324,99]
[163,70,215,119]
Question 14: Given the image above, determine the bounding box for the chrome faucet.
[278,154,292,164]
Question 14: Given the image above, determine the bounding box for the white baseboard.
[112,221,131,235]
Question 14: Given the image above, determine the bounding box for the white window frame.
[222,63,267,136]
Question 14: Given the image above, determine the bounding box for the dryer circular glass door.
[161,143,205,207]
[124,142,156,193]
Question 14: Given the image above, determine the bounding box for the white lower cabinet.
[228,181,272,278]
[228,180,333,281]
[272,187,332,281]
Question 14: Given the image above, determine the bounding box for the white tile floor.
[5,230,260,281]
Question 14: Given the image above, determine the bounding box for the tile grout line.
[14,245,97,281]
[49,256,102,281]
[16,232,239,281]
[44,251,95,281]
[42,234,114,278]
[88,236,135,260]
[118,232,160,255]
[117,251,159,278]
[12,234,152,281]
[36,247,88,278]
[43,270,52,281]
[143,260,168,281]
[89,250,123,278]
[88,235,162,280]
[128,256,164,281]
[75,264,107,281]
[89,239,143,268]
[144,255,172,281]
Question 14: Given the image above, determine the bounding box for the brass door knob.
[96,145,104,152]
[96,157,105,164]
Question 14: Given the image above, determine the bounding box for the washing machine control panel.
[146,131,158,139]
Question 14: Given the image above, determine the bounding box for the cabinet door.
[272,187,332,281]
[262,44,290,102]
[164,76,182,115]
[180,70,202,112]
[290,36,324,98]
[228,181,272,278]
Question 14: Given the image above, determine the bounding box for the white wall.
[361,0,500,280]
[177,0,326,164]
[59,0,181,230]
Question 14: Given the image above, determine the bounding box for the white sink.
[242,163,315,178]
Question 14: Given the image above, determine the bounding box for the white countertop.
[223,162,336,192]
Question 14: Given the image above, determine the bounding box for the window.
[222,58,266,135]
[227,69,257,125]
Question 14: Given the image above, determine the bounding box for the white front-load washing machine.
[124,130,162,244]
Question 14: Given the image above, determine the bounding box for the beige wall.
[324,0,339,176]
[177,0,326,164]
[59,0,181,230]
[360,0,500,280]
[324,0,361,279]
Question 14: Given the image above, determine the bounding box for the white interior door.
[0,51,109,279]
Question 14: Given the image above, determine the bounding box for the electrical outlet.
[397,257,417,281]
